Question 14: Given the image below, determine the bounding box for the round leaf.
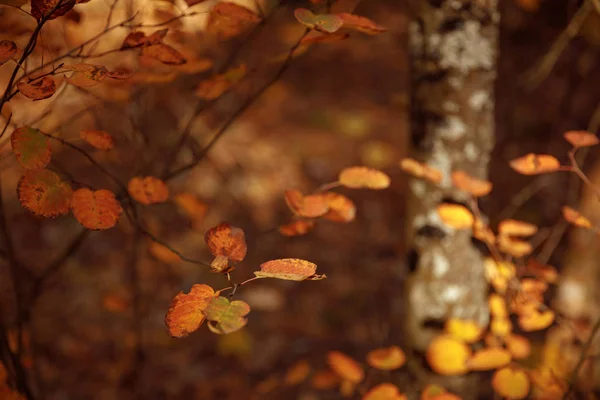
[10,127,51,169]
[142,44,187,65]
[445,318,484,343]
[128,176,169,204]
[509,153,560,175]
[17,77,56,100]
[70,188,122,230]
[399,158,442,184]
[564,130,599,148]
[426,335,471,376]
[255,258,325,281]
[327,351,364,383]
[339,166,390,189]
[323,192,356,222]
[203,296,250,335]
[492,367,530,399]
[467,347,512,371]
[366,346,406,370]
[204,223,247,262]
[80,130,115,151]
[437,203,474,229]
[362,383,406,400]
[165,284,216,338]
[562,206,592,228]
[17,169,72,218]
[451,170,492,197]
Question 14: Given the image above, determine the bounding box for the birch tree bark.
[405,0,499,359]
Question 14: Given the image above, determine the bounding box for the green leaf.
[203,296,250,335]
[10,127,51,169]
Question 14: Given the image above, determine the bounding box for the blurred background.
[1,0,600,398]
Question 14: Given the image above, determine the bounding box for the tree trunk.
[405,0,499,391]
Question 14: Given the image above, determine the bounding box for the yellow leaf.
[467,347,512,371]
[426,335,471,376]
[492,367,530,399]
[399,158,442,184]
[451,170,492,197]
[509,153,561,175]
[338,166,390,189]
[445,319,483,343]
[366,346,406,370]
[437,203,474,229]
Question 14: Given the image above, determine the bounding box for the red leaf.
[17,169,72,218]
[17,77,56,100]
[31,0,75,20]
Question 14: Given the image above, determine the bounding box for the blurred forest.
[1,0,600,399]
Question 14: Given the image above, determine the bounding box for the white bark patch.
[431,250,450,277]
[442,284,466,302]
[428,140,453,187]
[438,116,466,140]
[437,21,494,74]
[469,90,489,111]
[464,141,479,161]
[410,179,427,198]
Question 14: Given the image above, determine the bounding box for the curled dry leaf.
[284,360,311,386]
[284,189,329,218]
[445,318,483,343]
[204,223,247,262]
[17,169,72,218]
[255,258,325,281]
[106,68,132,80]
[31,0,75,20]
[337,12,387,35]
[149,241,182,264]
[426,335,471,376]
[17,77,56,100]
[142,43,186,65]
[10,127,51,169]
[366,346,406,370]
[70,188,122,230]
[207,2,261,40]
[165,284,215,337]
[0,40,17,66]
[509,153,561,175]
[562,206,592,228]
[421,384,462,400]
[492,367,530,399]
[128,176,169,204]
[323,192,356,222]
[327,351,364,383]
[436,203,474,229]
[121,29,168,49]
[279,219,315,236]
[80,129,114,150]
[63,64,108,88]
[467,347,512,371]
[339,166,390,189]
[498,219,537,237]
[564,130,599,148]
[210,254,232,273]
[451,170,492,197]
[203,296,251,335]
[362,383,406,400]
[294,8,344,33]
[400,158,442,184]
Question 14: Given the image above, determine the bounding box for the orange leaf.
[362,383,406,400]
[421,384,462,400]
[174,193,207,224]
[445,319,483,343]
[488,293,508,318]
[207,2,261,40]
[323,192,356,222]
[10,127,51,169]
[505,334,531,359]
[0,40,17,66]
[467,347,512,371]
[562,206,592,228]
[17,76,56,101]
[366,346,406,370]
[490,316,512,337]
[509,153,561,175]
[195,65,246,100]
[498,219,537,237]
[279,220,315,236]
[80,130,114,151]
[284,189,329,218]
[399,158,443,184]
[149,241,181,264]
[294,8,343,33]
[63,64,108,88]
[311,369,339,389]
[255,258,325,281]
[327,351,364,383]
[437,203,474,229]
[426,335,471,376]
[491,366,530,399]
[339,166,390,189]
[564,130,599,148]
[165,284,216,337]
[142,43,187,65]
[451,170,492,197]
[526,259,558,283]
[204,222,247,262]
[284,360,311,386]
[519,309,554,332]
[210,254,232,273]
[203,296,251,335]
[337,12,387,35]
[497,235,533,258]
[121,29,168,49]
[17,169,72,218]
[128,176,169,204]
[70,188,122,230]
[31,0,75,20]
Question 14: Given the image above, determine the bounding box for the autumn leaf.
[70,188,122,230]
[526,259,558,283]
[294,8,343,33]
[106,67,132,80]
[497,219,537,237]
[562,206,592,228]
[254,258,325,281]
[366,346,406,370]
[284,360,311,386]
[149,241,181,264]
[445,319,483,343]
[488,294,508,318]
[128,176,169,204]
[206,2,261,40]
[174,192,207,228]
[10,126,51,169]
[509,153,561,175]
[311,369,340,390]
[399,158,442,184]
[121,29,168,49]
[279,220,315,236]
[204,223,247,265]
[142,44,186,65]
[63,64,108,88]
[564,130,599,148]
[490,317,512,337]
[505,334,531,359]
[165,284,216,337]
[17,77,56,100]
[492,367,530,399]
[421,384,461,400]
[497,235,533,258]
[195,65,246,100]
[323,192,356,222]
[518,309,554,332]
[426,335,471,376]
[337,12,387,35]
[31,0,75,20]
[437,203,474,229]
[327,351,364,383]
[362,383,406,400]
[203,296,250,335]
[284,189,329,218]
[80,129,114,150]
[466,347,512,371]
[339,166,390,189]
[0,40,17,66]
[17,169,72,218]
[451,170,492,197]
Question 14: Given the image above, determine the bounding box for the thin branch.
[562,317,600,399]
